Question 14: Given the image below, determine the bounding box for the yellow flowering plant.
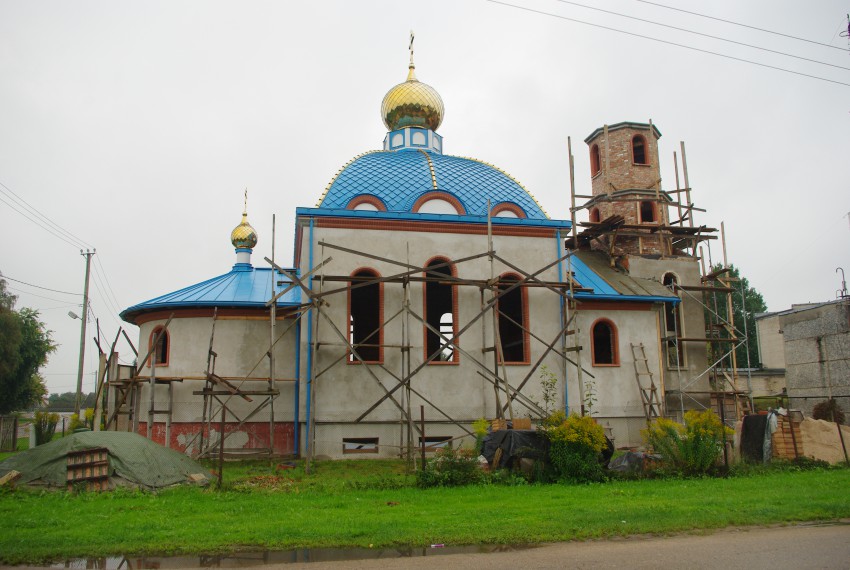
[542,412,607,483]
[642,410,733,475]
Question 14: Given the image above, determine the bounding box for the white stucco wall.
[296,221,669,455]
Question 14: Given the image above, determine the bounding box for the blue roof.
[120,265,302,322]
[318,150,548,219]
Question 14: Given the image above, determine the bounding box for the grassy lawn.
[0,460,848,564]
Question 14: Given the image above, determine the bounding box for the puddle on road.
[25,544,539,568]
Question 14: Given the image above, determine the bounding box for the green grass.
[0,461,848,564]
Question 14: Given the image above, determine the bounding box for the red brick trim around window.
[497,272,530,365]
[347,195,388,211]
[422,256,460,365]
[590,317,620,367]
[491,203,527,219]
[148,326,170,368]
[347,267,384,365]
[411,192,466,215]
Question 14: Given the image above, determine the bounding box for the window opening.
[589,207,601,223]
[497,275,527,363]
[425,259,456,362]
[632,135,647,164]
[663,273,685,367]
[419,436,452,451]
[349,269,381,362]
[151,327,168,366]
[342,437,379,454]
[590,144,601,175]
[640,201,656,223]
[591,320,618,365]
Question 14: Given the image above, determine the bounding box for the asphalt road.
[273,522,850,570]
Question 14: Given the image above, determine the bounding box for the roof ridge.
[417,149,439,191]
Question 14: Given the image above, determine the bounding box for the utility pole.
[74,249,95,417]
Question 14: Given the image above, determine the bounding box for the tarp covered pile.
[0,431,212,489]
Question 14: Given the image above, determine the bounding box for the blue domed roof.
[317,150,548,219]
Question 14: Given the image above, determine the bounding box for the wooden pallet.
[771,415,803,459]
[66,447,109,491]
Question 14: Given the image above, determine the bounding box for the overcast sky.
[1,0,848,396]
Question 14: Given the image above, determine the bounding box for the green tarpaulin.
[0,431,212,489]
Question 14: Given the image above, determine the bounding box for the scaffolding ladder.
[631,342,663,424]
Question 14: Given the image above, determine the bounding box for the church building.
[117,48,714,459]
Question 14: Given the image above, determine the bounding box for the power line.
[0,274,80,296]
[554,0,850,71]
[93,258,123,313]
[0,193,83,249]
[635,0,849,51]
[0,180,94,250]
[6,284,84,305]
[90,266,120,315]
[486,0,850,88]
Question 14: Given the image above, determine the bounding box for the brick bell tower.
[583,121,673,258]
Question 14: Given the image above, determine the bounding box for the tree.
[46,391,96,411]
[0,274,56,414]
[704,264,767,369]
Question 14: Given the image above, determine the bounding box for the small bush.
[472,417,489,455]
[417,447,486,488]
[812,399,845,424]
[642,410,732,476]
[543,412,607,483]
[33,411,59,446]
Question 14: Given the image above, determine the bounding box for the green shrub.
[416,447,486,488]
[33,411,59,445]
[542,412,607,483]
[642,410,732,476]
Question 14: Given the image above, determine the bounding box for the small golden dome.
[381,64,444,132]
[230,212,258,249]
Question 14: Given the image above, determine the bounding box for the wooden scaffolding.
[566,137,752,424]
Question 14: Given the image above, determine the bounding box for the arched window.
[349,269,382,363]
[424,258,458,363]
[663,273,684,366]
[589,207,601,223]
[590,144,601,176]
[590,319,619,366]
[347,195,387,212]
[412,192,466,215]
[632,135,648,165]
[497,274,528,363]
[150,327,169,367]
[639,201,656,223]
[491,203,527,219]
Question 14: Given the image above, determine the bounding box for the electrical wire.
[0,180,126,318]
[553,0,850,71]
[635,0,849,51]
[0,180,94,250]
[0,193,83,250]
[94,257,123,311]
[90,266,122,316]
[0,274,80,296]
[486,0,850,88]
[6,284,84,305]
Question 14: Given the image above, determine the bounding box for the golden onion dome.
[381,64,444,132]
[230,211,258,249]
